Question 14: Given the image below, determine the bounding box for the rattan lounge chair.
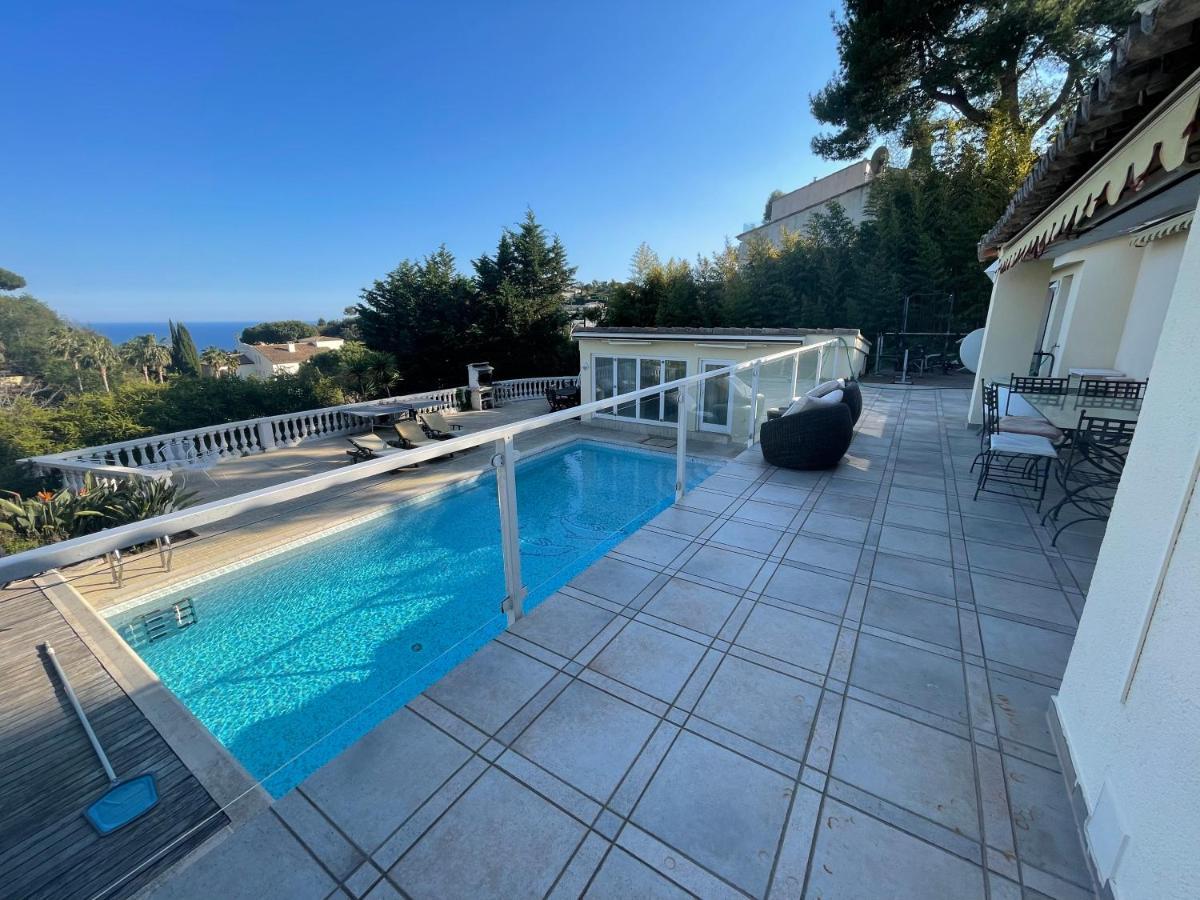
[841,380,863,424]
[760,402,854,469]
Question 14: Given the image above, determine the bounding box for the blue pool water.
[110,441,714,796]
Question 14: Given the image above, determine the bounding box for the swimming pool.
[108,440,715,796]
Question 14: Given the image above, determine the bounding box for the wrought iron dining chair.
[973,382,1059,510]
[1040,410,1136,544]
[1007,374,1069,407]
[1078,377,1147,400]
[971,381,1063,473]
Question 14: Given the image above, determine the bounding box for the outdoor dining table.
[343,400,444,426]
[1017,392,1142,432]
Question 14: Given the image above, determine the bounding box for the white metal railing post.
[747,363,761,447]
[790,352,799,398]
[494,435,526,624]
[675,383,690,503]
[815,347,825,388]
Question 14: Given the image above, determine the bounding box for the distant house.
[234,335,345,378]
[737,148,888,253]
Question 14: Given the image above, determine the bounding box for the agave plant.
[0,473,198,550]
[102,477,198,523]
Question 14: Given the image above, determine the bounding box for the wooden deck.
[0,582,227,899]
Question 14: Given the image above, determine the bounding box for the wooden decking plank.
[0,585,228,899]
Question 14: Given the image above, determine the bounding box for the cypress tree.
[169,320,202,376]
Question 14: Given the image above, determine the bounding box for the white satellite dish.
[958,328,985,373]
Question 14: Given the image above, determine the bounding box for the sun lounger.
[393,421,455,458]
[346,434,414,468]
[418,410,461,438]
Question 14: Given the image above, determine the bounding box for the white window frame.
[591,354,689,426]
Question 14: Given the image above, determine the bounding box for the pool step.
[120,598,198,649]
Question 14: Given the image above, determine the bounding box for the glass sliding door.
[639,359,662,420]
[699,359,733,433]
[662,360,687,423]
[591,354,688,425]
[594,356,615,403]
[616,358,638,417]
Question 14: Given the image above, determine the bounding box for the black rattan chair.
[760,402,853,470]
[841,380,863,424]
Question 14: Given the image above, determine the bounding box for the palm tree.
[48,328,85,391]
[121,333,168,383]
[199,347,242,377]
[80,333,120,394]
[149,341,172,383]
[200,346,225,376]
[222,349,243,376]
[366,355,400,398]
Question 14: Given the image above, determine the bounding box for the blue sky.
[2,1,845,322]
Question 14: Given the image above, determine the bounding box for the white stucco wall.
[1114,230,1187,378]
[1051,238,1143,375]
[1055,212,1200,899]
[968,258,1054,423]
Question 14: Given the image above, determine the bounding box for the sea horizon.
[87,320,259,350]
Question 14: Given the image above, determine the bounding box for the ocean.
[87,321,257,350]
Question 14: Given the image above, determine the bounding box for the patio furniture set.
[972,373,1146,543]
[345,411,462,466]
[545,384,581,411]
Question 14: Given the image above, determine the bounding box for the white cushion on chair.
[783,397,808,416]
[990,432,1058,458]
[813,388,844,405]
[807,378,845,399]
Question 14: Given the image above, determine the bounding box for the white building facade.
[234,336,345,378]
[573,327,868,443]
[972,8,1200,894]
[736,150,887,252]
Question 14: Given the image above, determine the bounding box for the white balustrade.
[492,376,580,402]
[22,387,468,486]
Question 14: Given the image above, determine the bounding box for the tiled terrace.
[139,387,1097,898]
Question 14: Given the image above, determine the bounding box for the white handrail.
[24,458,175,491]
[0,339,847,584]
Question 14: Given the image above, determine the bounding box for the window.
[592,355,688,424]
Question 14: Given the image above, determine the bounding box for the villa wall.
[1054,203,1200,899]
[1050,237,1144,376]
[1114,230,1186,378]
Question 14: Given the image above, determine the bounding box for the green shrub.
[0,474,197,552]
